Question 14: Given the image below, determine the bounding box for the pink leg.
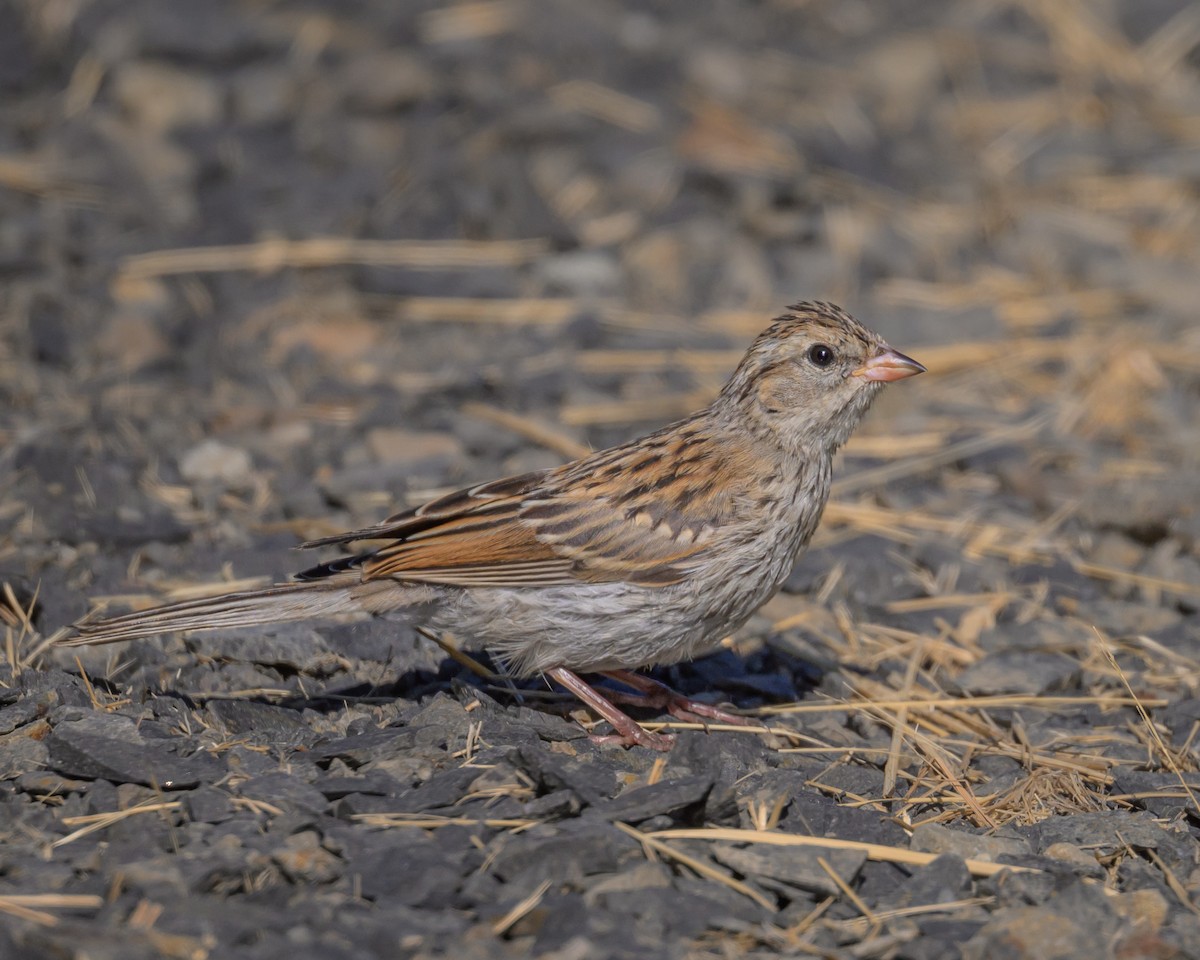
[546,667,674,751]
[600,669,759,727]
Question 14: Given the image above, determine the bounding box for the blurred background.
[1,0,1198,627]
[3,4,1200,954]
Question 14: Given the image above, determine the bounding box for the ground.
[2,1,1200,958]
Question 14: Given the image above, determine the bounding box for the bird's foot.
[588,728,676,752]
[600,669,759,727]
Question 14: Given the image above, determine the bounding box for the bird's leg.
[600,669,757,727]
[545,667,674,751]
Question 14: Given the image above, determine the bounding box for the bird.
[63,301,924,750]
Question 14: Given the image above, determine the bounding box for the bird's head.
[718,301,925,451]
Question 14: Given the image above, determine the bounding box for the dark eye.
[807,344,835,367]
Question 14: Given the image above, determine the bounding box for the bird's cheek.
[755,371,796,415]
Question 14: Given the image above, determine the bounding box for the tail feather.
[62,580,360,647]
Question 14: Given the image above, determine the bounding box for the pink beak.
[852,347,926,383]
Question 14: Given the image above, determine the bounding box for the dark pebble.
[47,719,223,789]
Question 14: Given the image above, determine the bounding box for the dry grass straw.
[643,827,1035,879]
[460,401,589,459]
[760,693,1166,718]
[0,155,98,203]
[985,767,1108,824]
[393,296,577,327]
[835,897,995,937]
[1094,629,1200,820]
[613,821,777,911]
[73,655,130,713]
[352,812,540,832]
[0,582,63,669]
[0,894,105,927]
[491,879,552,936]
[419,0,520,44]
[1144,847,1200,917]
[882,640,924,799]
[549,80,661,132]
[415,626,507,684]
[758,675,1161,826]
[118,237,547,282]
[818,856,877,927]
[54,800,183,848]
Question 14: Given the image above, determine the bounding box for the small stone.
[113,61,223,133]
[956,651,1080,696]
[711,842,867,896]
[351,834,463,905]
[591,775,713,824]
[386,765,482,813]
[341,51,435,111]
[893,853,973,908]
[206,700,319,749]
[183,786,234,824]
[534,251,622,297]
[47,718,222,789]
[258,420,314,456]
[1043,842,1104,878]
[1111,771,1200,818]
[93,313,170,372]
[1025,810,1172,854]
[179,439,254,486]
[15,770,89,796]
[114,859,187,896]
[231,65,295,124]
[582,862,673,903]
[194,624,334,675]
[515,744,619,806]
[964,881,1120,960]
[237,773,328,816]
[910,823,1031,863]
[310,728,421,767]
[0,725,51,780]
[272,831,343,884]
[1109,888,1169,933]
[490,823,638,889]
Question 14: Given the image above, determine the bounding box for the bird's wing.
[515,424,737,586]
[299,470,548,548]
[299,471,577,587]
[300,422,740,589]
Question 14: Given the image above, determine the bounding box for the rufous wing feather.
[298,422,743,591]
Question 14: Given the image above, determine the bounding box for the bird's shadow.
[212,643,825,725]
[58,628,825,732]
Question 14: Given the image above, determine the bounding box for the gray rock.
[711,841,867,897]
[893,853,974,908]
[182,786,235,823]
[207,700,320,748]
[47,723,222,789]
[956,650,1081,695]
[237,772,329,816]
[910,823,1032,863]
[590,775,713,824]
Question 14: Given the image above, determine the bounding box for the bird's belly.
[430,542,796,676]
[430,582,689,674]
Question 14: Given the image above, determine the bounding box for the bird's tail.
[61,579,364,647]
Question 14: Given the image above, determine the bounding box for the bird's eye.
[807,344,835,367]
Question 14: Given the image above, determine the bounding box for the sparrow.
[64,302,924,750]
